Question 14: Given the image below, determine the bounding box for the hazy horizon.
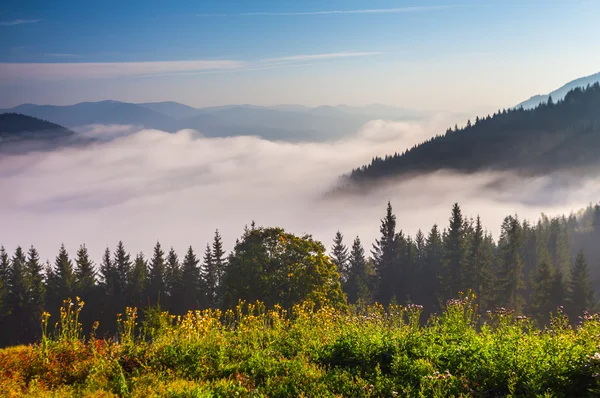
[2,1,600,111]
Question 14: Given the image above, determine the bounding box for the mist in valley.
[1,115,599,263]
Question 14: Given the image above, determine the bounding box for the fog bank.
[1,116,598,263]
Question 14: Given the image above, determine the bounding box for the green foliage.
[2,296,600,396]
[221,227,347,310]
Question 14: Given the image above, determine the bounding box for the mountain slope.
[349,84,600,185]
[516,72,600,109]
[0,113,74,138]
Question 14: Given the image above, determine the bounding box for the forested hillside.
[1,202,599,348]
[350,83,600,184]
[0,113,74,138]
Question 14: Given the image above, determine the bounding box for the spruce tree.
[496,216,525,312]
[568,250,594,317]
[345,236,372,304]
[74,244,97,336]
[529,249,555,324]
[180,246,202,311]
[165,247,182,313]
[372,202,398,304]
[25,246,45,342]
[212,230,226,290]
[202,244,217,308]
[147,242,166,306]
[6,247,28,345]
[0,246,10,345]
[129,253,148,309]
[441,203,468,299]
[113,241,132,311]
[74,244,96,300]
[99,247,117,331]
[331,231,349,281]
[423,225,443,314]
[55,244,75,304]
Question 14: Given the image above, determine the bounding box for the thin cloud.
[44,53,81,58]
[0,19,40,26]
[0,52,382,81]
[197,6,461,17]
[261,51,383,63]
[0,60,245,80]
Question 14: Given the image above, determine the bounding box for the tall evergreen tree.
[165,247,182,313]
[55,244,75,303]
[98,247,117,332]
[74,244,97,336]
[147,242,166,306]
[74,244,96,299]
[441,203,468,299]
[372,202,398,304]
[25,246,45,342]
[529,249,555,324]
[202,244,217,308]
[0,246,10,345]
[6,247,28,345]
[128,253,147,310]
[345,236,372,304]
[496,216,525,312]
[212,230,226,291]
[422,225,443,314]
[180,246,202,311]
[113,241,132,311]
[331,231,349,281]
[568,250,594,317]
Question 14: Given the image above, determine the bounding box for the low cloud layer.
[1,116,599,263]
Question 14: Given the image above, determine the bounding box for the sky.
[1,0,600,111]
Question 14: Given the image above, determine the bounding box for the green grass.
[1,296,600,397]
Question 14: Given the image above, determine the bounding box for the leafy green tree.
[331,231,349,281]
[372,202,398,304]
[147,242,166,306]
[180,246,202,311]
[344,236,372,304]
[568,250,594,317]
[221,227,346,310]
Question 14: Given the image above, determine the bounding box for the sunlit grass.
[1,294,600,397]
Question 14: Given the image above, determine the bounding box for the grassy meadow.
[1,295,600,397]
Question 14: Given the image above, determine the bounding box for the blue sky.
[1,0,599,111]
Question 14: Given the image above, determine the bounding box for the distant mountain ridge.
[0,101,427,142]
[516,72,600,109]
[348,83,600,188]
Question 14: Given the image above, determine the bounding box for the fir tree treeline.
[332,202,598,322]
[0,204,599,347]
[349,83,600,183]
